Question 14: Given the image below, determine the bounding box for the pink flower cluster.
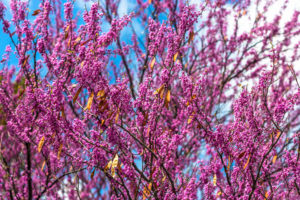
[0,0,300,199]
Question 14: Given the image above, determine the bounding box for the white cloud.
[75,0,94,10]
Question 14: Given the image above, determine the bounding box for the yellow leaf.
[115,110,119,123]
[276,131,281,139]
[213,174,217,186]
[37,136,45,153]
[173,52,178,62]
[112,154,119,168]
[104,160,112,172]
[65,25,70,32]
[97,90,105,98]
[162,175,166,182]
[264,191,269,200]
[159,87,165,99]
[165,89,171,108]
[85,91,94,111]
[74,36,81,45]
[166,90,171,102]
[81,61,84,67]
[111,154,119,178]
[143,182,152,200]
[188,114,194,124]
[243,154,251,170]
[272,155,277,164]
[41,160,46,171]
[217,191,222,196]
[73,86,82,103]
[57,143,63,160]
[154,85,165,99]
[150,57,156,70]
[68,38,71,47]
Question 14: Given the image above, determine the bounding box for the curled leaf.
[37,136,45,153]
[243,154,251,170]
[154,85,165,98]
[85,91,94,111]
[150,57,156,70]
[173,52,178,62]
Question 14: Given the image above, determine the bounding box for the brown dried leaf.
[73,86,82,104]
[188,31,195,44]
[91,169,95,179]
[57,143,63,160]
[32,9,41,16]
[238,151,245,159]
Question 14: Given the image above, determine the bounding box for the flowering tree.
[0,0,300,199]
